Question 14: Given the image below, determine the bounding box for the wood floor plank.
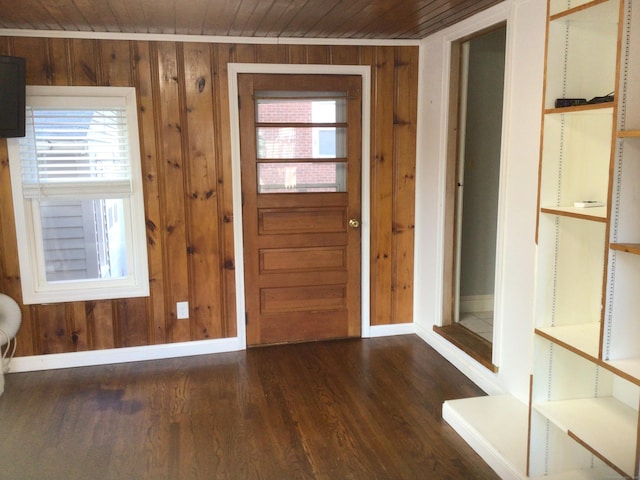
[0,336,499,479]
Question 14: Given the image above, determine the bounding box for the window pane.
[257,127,346,159]
[256,96,347,123]
[40,198,128,282]
[257,162,347,193]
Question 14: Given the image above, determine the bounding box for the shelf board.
[611,243,640,255]
[604,358,640,385]
[540,206,607,222]
[531,466,621,480]
[618,130,640,138]
[535,323,600,359]
[533,397,638,478]
[549,0,609,21]
[545,103,614,116]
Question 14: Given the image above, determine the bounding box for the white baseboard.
[8,336,245,373]
[8,325,419,373]
[368,322,416,337]
[10,321,493,378]
[460,294,494,313]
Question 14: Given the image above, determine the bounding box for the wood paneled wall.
[0,37,417,357]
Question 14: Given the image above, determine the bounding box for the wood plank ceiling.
[0,0,503,39]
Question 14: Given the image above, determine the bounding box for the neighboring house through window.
[8,86,149,304]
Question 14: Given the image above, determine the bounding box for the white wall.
[413,0,546,402]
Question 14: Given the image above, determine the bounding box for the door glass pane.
[256,96,347,123]
[39,198,128,282]
[257,127,346,159]
[257,162,346,193]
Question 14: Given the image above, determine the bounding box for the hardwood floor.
[0,335,499,480]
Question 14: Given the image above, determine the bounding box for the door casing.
[227,63,372,348]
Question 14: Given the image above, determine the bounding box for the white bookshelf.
[531,0,640,478]
[530,337,639,478]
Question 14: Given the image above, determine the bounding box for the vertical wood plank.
[34,304,70,354]
[70,302,89,352]
[156,41,191,343]
[100,40,133,87]
[255,44,288,64]
[182,42,223,340]
[287,45,308,64]
[133,41,168,345]
[234,44,257,63]
[306,45,330,64]
[10,37,52,84]
[69,39,100,85]
[392,46,418,324]
[86,300,116,351]
[0,138,10,300]
[0,37,9,57]
[47,38,72,85]
[214,44,238,337]
[330,45,361,65]
[114,297,149,348]
[369,46,396,326]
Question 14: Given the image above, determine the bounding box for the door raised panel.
[260,247,347,273]
[258,207,347,234]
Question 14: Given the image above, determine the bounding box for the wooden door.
[238,74,362,346]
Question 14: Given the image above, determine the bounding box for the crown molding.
[0,28,421,46]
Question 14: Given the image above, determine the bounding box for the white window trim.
[8,85,149,304]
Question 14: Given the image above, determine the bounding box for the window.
[8,86,149,304]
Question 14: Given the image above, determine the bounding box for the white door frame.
[227,63,372,348]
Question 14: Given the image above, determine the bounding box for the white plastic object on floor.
[0,293,22,390]
[0,293,21,342]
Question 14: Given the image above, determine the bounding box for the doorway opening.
[435,24,507,371]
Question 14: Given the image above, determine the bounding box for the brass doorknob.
[348,218,360,229]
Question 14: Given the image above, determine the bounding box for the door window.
[255,92,348,193]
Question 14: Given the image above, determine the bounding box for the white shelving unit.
[531,0,640,478]
[530,337,639,478]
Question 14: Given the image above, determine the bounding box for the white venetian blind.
[19,106,132,199]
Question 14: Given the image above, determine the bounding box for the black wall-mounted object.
[0,55,26,138]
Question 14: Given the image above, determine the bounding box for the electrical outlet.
[176,301,189,319]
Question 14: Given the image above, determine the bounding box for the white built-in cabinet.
[530,0,640,478]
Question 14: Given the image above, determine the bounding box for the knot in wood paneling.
[80,62,96,83]
[197,77,206,93]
